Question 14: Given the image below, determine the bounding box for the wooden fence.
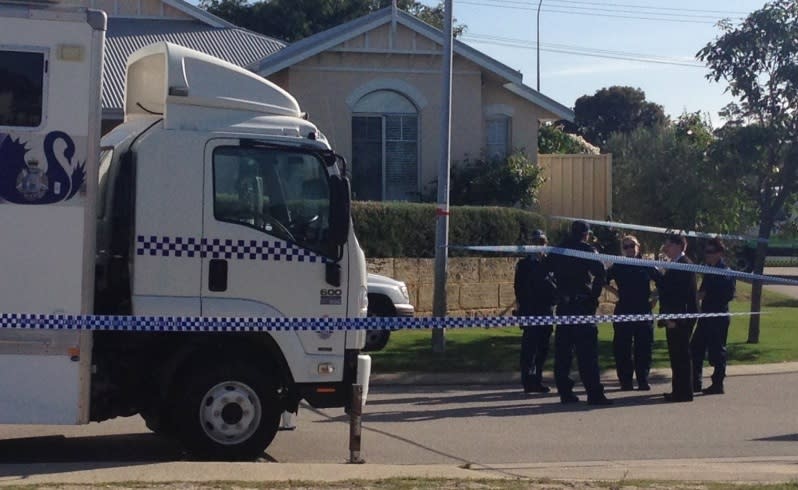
[537,153,613,219]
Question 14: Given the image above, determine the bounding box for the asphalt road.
[1,370,797,466]
[764,266,798,298]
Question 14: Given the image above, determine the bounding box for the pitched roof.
[103,18,285,114]
[254,6,574,121]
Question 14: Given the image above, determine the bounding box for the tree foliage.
[607,113,751,244]
[574,86,668,149]
[538,123,594,154]
[697,0,798,342]
[200,0,465,42]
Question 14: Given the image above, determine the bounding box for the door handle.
[208,259,228,292]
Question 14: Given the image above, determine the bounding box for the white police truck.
[0,0,370,460]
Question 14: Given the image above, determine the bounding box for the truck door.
[201,139,348,360]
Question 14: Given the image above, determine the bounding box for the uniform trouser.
[612,320,654,386]
[554,303,604,399]
[690,316,730,388]
[520,324,553,389]
[666,322,694,399]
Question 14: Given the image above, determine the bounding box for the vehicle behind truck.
[0,0,370,460]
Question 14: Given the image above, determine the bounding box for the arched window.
[351,90,419,201]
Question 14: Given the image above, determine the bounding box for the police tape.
[0,310,762,333]
[453,244,798,286]
[549,216,768,243]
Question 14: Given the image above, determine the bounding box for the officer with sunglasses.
[605,235,660,391]
[691,238,736,395]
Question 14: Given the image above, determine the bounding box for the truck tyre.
[364,294,393,352]
[173,362,281,460]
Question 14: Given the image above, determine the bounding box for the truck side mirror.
[328,174,350,247]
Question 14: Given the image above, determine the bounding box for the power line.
[458,0,744,24]
[468,0,749,17]
[487,0,749,16]
[462,33,706,67]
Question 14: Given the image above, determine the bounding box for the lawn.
[370,282,798,373]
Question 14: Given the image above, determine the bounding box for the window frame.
[210,145,336,258]
[0,46,49,131]
[351,89,420,202]
[485,114,512,159]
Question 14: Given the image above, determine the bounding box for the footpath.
[1,362,798,487]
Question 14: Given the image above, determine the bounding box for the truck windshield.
[212,146,334,257]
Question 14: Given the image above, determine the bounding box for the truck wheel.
[363,294,393,351]
[173,362,281,460]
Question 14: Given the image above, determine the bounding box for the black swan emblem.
[0,130,85,204]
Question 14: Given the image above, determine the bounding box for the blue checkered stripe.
[136,235,326,263]
[0,311,754,333]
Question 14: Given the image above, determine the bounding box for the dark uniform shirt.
[548,237,605,303]
[514,255,556,316]
[699,259,736,313]
[606,263,659,314]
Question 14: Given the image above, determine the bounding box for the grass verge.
[370,282,798,373]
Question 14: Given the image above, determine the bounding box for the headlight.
[359,285,369,313]
[399,284,410,303]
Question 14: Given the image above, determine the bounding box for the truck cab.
[91,43,370,459]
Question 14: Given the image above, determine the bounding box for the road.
[764,267,798,299]
[2,370,797,467]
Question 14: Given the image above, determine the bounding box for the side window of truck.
[0,49,46,128]
[212,146,333,256]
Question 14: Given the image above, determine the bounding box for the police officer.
[691,238,736,395]
[658,234,698,403]
[514,229,556,393]
[605,235,660,391]
[548,220,611,405]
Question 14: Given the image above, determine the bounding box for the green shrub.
[352,201,545,257]
[449,150,544,208]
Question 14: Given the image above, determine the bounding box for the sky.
[421,0,768,123]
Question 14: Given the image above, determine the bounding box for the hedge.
[351,201,546,258]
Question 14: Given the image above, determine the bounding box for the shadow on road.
[0,433,184,467]
[753,433,798,442]
[317,385,667,424]
[0,433,277,470]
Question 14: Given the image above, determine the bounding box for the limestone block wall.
[367,257,617,317]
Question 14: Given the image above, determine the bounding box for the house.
[64,0,575,202]
[253,7,574,201]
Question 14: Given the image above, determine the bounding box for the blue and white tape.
[0,311,760,333]
[549,216,768,243]
[454,244,798,286]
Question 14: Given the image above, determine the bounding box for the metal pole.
[537,0,542,91]
[348,384,364,464]
[432,0,453,353]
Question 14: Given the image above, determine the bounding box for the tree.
[605,112,752,253]
[574,86,668,149]
[697,0,798,343]
[200,0,465,43]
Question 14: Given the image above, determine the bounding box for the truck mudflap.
[296,350,371,409]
